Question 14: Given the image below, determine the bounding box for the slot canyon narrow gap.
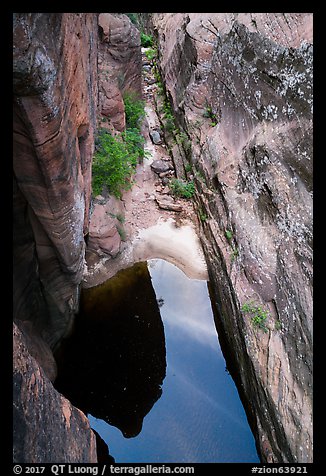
[13,13,313,465]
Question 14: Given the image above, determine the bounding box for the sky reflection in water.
[90,259,259,463]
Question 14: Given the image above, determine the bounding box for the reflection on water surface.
[88,259,259,463]
[55,262,166,439]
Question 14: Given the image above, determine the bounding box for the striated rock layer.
[147,13,313,463]
[13,13,98,350]
[13,13,100,462]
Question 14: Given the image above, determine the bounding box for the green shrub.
[176,130,191,153]
[194,169,206,183]
[198,209,208,222]
[123,92,145,130]
[92,130,141,198]
[170,179,195,199]
[224,228,240,263]
[231,247,239,262]
[109,212,125,223]
[92,91,146,198]
[241,301,269,332]
[122,128,145,160]
[203,103,218,125]
[163,111,176,133]
[117,225,127,241]
[160,98,176,133]
[145,48,156,61]
[140,32,153,48]
[225,229,233,241]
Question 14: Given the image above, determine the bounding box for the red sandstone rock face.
[98,13,142,132]
[13,323,97,463]
[148,13,313,463]
[15,319,58,382]
[87,14,143,259]
[88,199,122,257]
[13,13,98,349]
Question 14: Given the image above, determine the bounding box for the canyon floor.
[83,48,208,287]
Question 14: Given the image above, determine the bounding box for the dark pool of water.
[55,259,259,463]
[55,261,166,439]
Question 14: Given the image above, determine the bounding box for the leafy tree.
[92,130,139,198]
[92,93,146,198]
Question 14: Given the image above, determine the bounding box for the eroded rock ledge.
[13,322,98,463]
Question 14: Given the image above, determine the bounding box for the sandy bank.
[132,218,208,280]
[83,218,208,288]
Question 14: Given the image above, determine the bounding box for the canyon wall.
[13,12,144,463]
[13,12,99,462]
[98,13,142,132]
[13,13,98,350]
[88,13,142,257]
[13,11,313,464]
[146,13,313,463]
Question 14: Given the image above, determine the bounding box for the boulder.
[88,203,122,257]
[149,129,162,144]
[150,159,173,174]
[100,82,125,131]
[155,195,183,212]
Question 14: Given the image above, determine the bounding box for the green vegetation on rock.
[123,91,145,130]
[92,130,140,198]
[170,178,195,199]
[92,92,146,198]
[241,301,270,332]
[140,32,153,48]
